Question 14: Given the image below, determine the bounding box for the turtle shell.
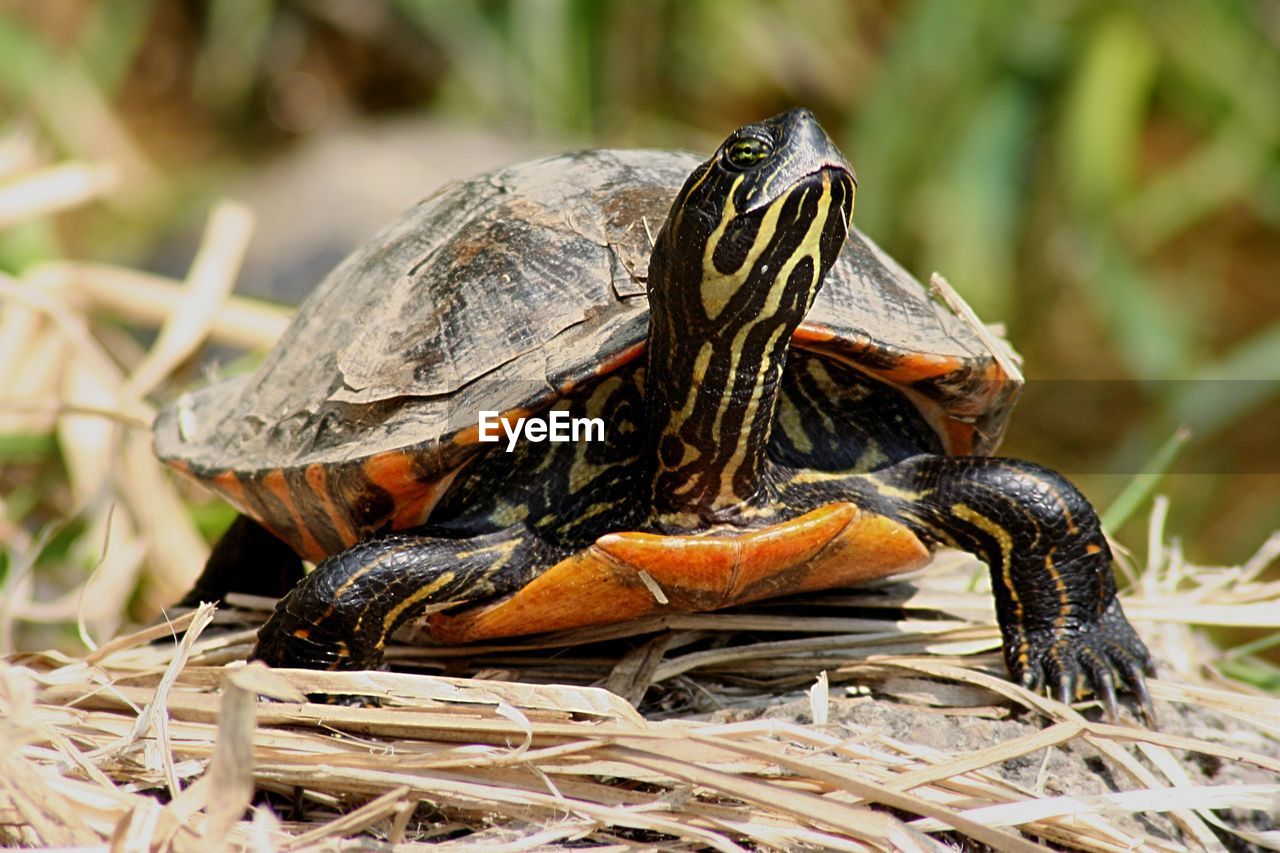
[155,149,1021,560]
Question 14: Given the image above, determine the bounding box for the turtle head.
[650,107,856,324]
[645,110,857,526]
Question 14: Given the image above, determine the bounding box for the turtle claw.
[1121,654,1158,727]
[1053,672,1075,708]
[1008,599,1155,725]
[1085,660,1121,723]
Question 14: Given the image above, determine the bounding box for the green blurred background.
[2,0,1277,568]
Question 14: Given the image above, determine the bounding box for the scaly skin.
[243,451,1153,720]
[179,108,1154,722]
[251,527,558,672]
[773,454,1154,721]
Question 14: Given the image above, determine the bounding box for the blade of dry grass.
[124,200,254,397]
[56,260,291,349]
[0,160,120,229]
[196,670,257,851]
[279,784,410,850]
[604,632,675,704]
[909,783,1279,830]
[173,665,646,724]
[684,735,1044,851]
[0,270,140,416]
[884,720,1085,791]
[929,271,1024,383]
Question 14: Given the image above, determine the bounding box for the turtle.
[156,108,1153,719]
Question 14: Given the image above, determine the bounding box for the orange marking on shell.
[362,451,420,506]
[427,547,661,644]
[785,507,930,593]
[796,328,967,385]
[162,461,299,545]
[591,341,646,378]
[362,450,417,488]
[390,467,460,532]
[793,322,839,345]
[424,503,930,644]
[953,359,1016,419]
[360,452,449,533]
[211,470,247,504]
[263,469,325,561]
[205,470,292,549]
[596,533,739,610]
[941,420,976,456]
[877,352,966,384]
[305,463,358,547]
[164,458,256,507]
[792,330,998,455]
[728,503,864,597]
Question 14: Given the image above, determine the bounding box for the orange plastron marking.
[424,502,931,644]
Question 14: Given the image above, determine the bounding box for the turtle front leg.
[867,455,1155,722]
[253,526,555,671]
[778,455,1154,721]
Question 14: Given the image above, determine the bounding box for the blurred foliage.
[0,0,1277,570]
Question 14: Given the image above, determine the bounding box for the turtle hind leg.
[252,525,557,672]
[874,455,1155,722]
[177,514,305,607]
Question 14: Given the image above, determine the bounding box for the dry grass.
[2,151,1279,850]
[4,561,1280,851]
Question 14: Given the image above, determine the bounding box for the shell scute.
[155,149,1021,559]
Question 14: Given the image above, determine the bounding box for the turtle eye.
[724,136,773,169]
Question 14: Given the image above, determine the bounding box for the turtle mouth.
[818,163,856,219]
[792,165,856,231]
[811,157,857,187]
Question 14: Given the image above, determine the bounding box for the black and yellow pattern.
[175,109,1152,721]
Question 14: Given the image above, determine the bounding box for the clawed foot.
[252,598,390,706]
[1008,599,1156,725]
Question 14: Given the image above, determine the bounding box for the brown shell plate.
[155,149,1021,556]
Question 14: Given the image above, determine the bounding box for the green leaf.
[511,0,594,134]
[848,0,1011,239]
[1169,321,1280,437]
[193,0,275,115]
[1217,658,1280,693]
[1059,12,1158,213]
[0,433,58,460]
[74,1,157,96]
[916,82,1034,319]
[0,220,62,273]
[1068,234,1195,378]
[0,14,55,98]
[1101,426,1191,532]
[190,502,240,543]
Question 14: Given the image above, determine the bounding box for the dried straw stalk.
[4,573,1280,851]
